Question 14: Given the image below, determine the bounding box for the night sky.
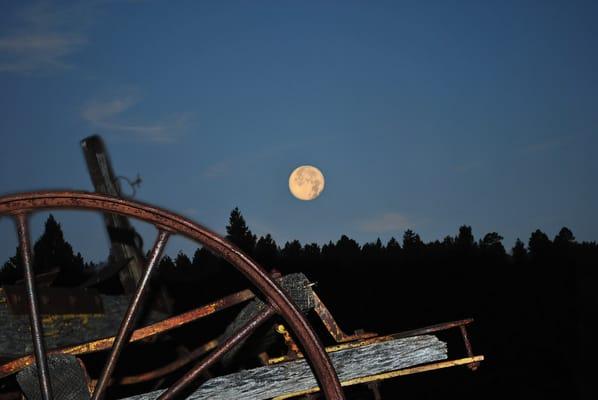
[1,1,596,262]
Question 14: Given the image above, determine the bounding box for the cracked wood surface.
[123,334,447,400]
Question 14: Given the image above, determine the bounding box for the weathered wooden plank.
[81,135,145,294]
[81,135,172,313]
[123,334,447,400]
[0,289,165,358]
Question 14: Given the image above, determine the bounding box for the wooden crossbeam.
[122,334,448,400]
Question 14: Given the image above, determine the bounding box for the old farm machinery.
[0,138,483,399]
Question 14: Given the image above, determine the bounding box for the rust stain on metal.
[459,325,479,371]
[118,339,220,385]
[0,289,255,379]
[269,318,478,365]
[0,190,385,399]
[15,212,53,400]
[268,332,402,365]
[312,292,376,343]
[275,324,302,359]
[92,230,170,400]
[157,306,276,400]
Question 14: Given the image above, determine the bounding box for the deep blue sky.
[1,1,597,262]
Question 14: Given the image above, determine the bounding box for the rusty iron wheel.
[0,191,345,400]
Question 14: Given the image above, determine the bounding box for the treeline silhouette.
[1,209,594,399]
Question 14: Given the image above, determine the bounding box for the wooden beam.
[80,135,145,294]
[274,355,485,399]
[123,334,448,400]
[80,135,172,313]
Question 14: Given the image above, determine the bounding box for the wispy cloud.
[0,33,86,72]
[0,2,92,73]
[82,95,139,122]
[200,143,299,180]
[82,94,193,143]
[357,212,411,233]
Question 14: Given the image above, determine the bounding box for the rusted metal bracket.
[268,318,481,366]
[312,291,377,343]
[0,272,377,388]
[0,289,255,379]
[80,136,145,294]
[268,319,483,399]
[0,190,347,399]
[81,136,172,313]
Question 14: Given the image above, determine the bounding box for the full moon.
[288,165,325,201]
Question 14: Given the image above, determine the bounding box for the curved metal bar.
[0,290,255,379]
[158,305,276,400]
[91,230,170,400]
[118,339,219,385]
[15,213,53,400]
[0,191,345,400]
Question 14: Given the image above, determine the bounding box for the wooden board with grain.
[0,289,165,358]
[124,334,447,400]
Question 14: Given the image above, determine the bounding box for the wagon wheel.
[0,191,345,400]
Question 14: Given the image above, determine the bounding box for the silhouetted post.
[80,135,171,311]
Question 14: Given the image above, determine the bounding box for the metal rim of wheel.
[0,191,345,400]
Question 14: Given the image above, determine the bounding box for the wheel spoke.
[0,191,345,399]
[158,305,276,400]
[15,213,53,400]
[92,229,170,400]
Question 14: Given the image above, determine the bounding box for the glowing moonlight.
[289,165,325,201]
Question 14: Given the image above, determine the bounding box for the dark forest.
[1,210,594,399]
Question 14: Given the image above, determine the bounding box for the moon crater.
[289,165,325,201]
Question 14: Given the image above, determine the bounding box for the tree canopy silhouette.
[0,209,595,399]
[226,207,257,255]
[0,214,86,285]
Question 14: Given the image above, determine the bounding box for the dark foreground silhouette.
[1,210,594,399]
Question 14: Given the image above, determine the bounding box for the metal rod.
[0,289,255,379]
[460,325,473,357]
[119,339,219,385]
[312,292,376,343]
[0,191,345,399]
[459,325,479,371]
[367,382,382,400]
[15,213,53,400]
[91,230,170,400]
[394,318,474,339]
[158,305,276,400]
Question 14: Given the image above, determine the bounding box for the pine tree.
[0,215,87,286]
[174,252,192,270]
[281,240,302,273]
[512,238,528,264]
[0,250,22,284]
[554,227,575,247]
[480,232,506,255]
[33,215,82,274]
[456,225,475,248]
[528,229,551,258]
[254,234,279,270]
[402,229,422,251]
[225,207,257,255]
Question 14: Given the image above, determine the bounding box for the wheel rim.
[0,191,345,400]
